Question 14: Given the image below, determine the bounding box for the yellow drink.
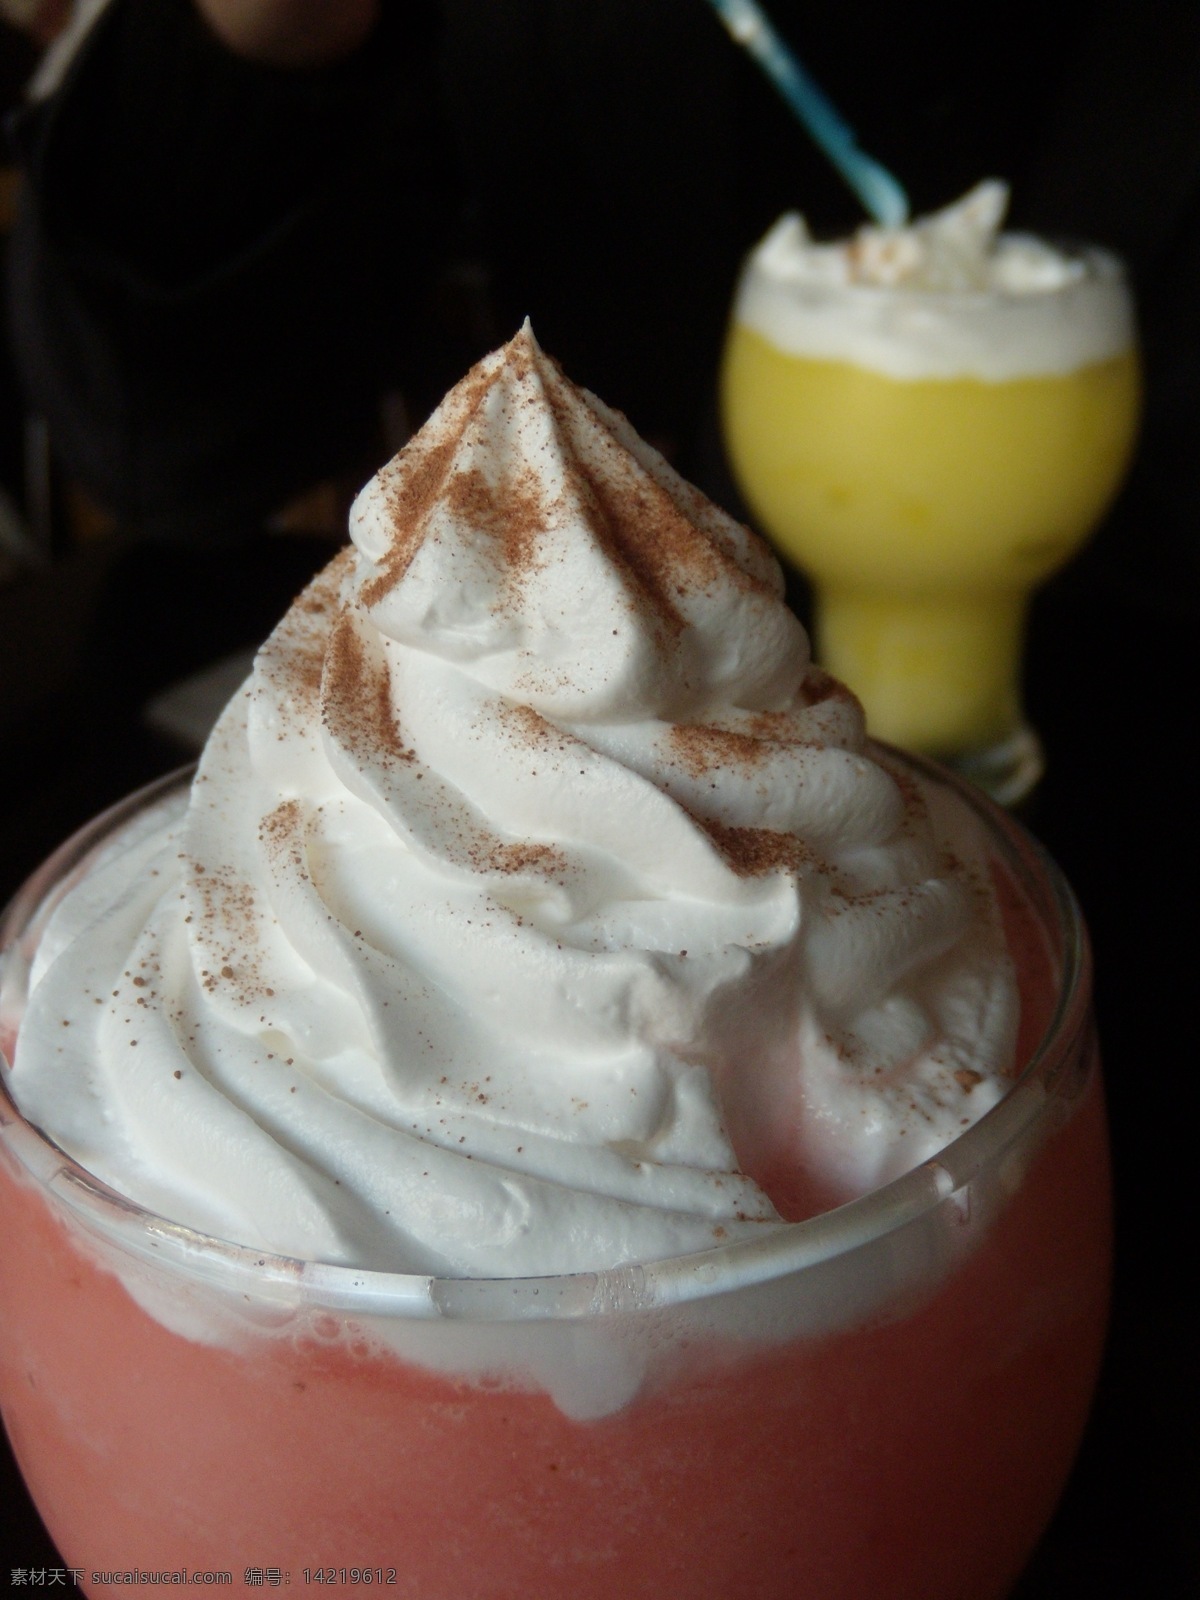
[721,326,1140,757]
[719,196,1140,801]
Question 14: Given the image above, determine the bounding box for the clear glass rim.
[0,750,1093,1323]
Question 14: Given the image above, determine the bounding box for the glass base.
[942,724,1045,809]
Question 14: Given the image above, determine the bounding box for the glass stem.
[816,586,1029,756]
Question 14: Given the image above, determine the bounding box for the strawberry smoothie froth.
[8,324,1017,1280]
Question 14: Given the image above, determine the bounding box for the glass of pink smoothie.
[0,750,1109,1600]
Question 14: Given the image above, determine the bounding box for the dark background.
[1,2,1196,1593]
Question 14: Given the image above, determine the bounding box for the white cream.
[10,325,1017,1280]
[735,181,1134,380]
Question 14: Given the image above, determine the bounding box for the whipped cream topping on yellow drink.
[735,180,1134,380]
[722,185,1140,769]
[9,325,1018,1277]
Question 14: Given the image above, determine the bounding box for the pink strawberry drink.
[0,327,1109,1598]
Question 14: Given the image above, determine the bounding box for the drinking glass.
[720,242,1140,803]
[0,756,1110,1599]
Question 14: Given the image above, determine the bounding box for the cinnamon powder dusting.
[360,363,498,606]
[570,458,694,635]
[445,463,549,586]
[259,799,306,874]
[496,700,569,752]
[542,352,772,635]
[279,552,352,708]
[798,665,856,712]
[322,613,414,765]
[487,838,567,876]
[186,859,270,1002]
[694,816,812,877]
[668,723,772,777]
[357,326,779,659]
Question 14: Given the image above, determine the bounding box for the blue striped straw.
[705,0,910,227]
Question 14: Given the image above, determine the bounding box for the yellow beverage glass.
[721,216,1140,802]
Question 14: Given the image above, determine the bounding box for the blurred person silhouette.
[4,0,449,739]
[1,0,751,751]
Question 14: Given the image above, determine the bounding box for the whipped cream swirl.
[11,326,1017,1276]
[736,182,1134,380]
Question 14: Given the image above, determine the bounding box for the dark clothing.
[7,0,450,542]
